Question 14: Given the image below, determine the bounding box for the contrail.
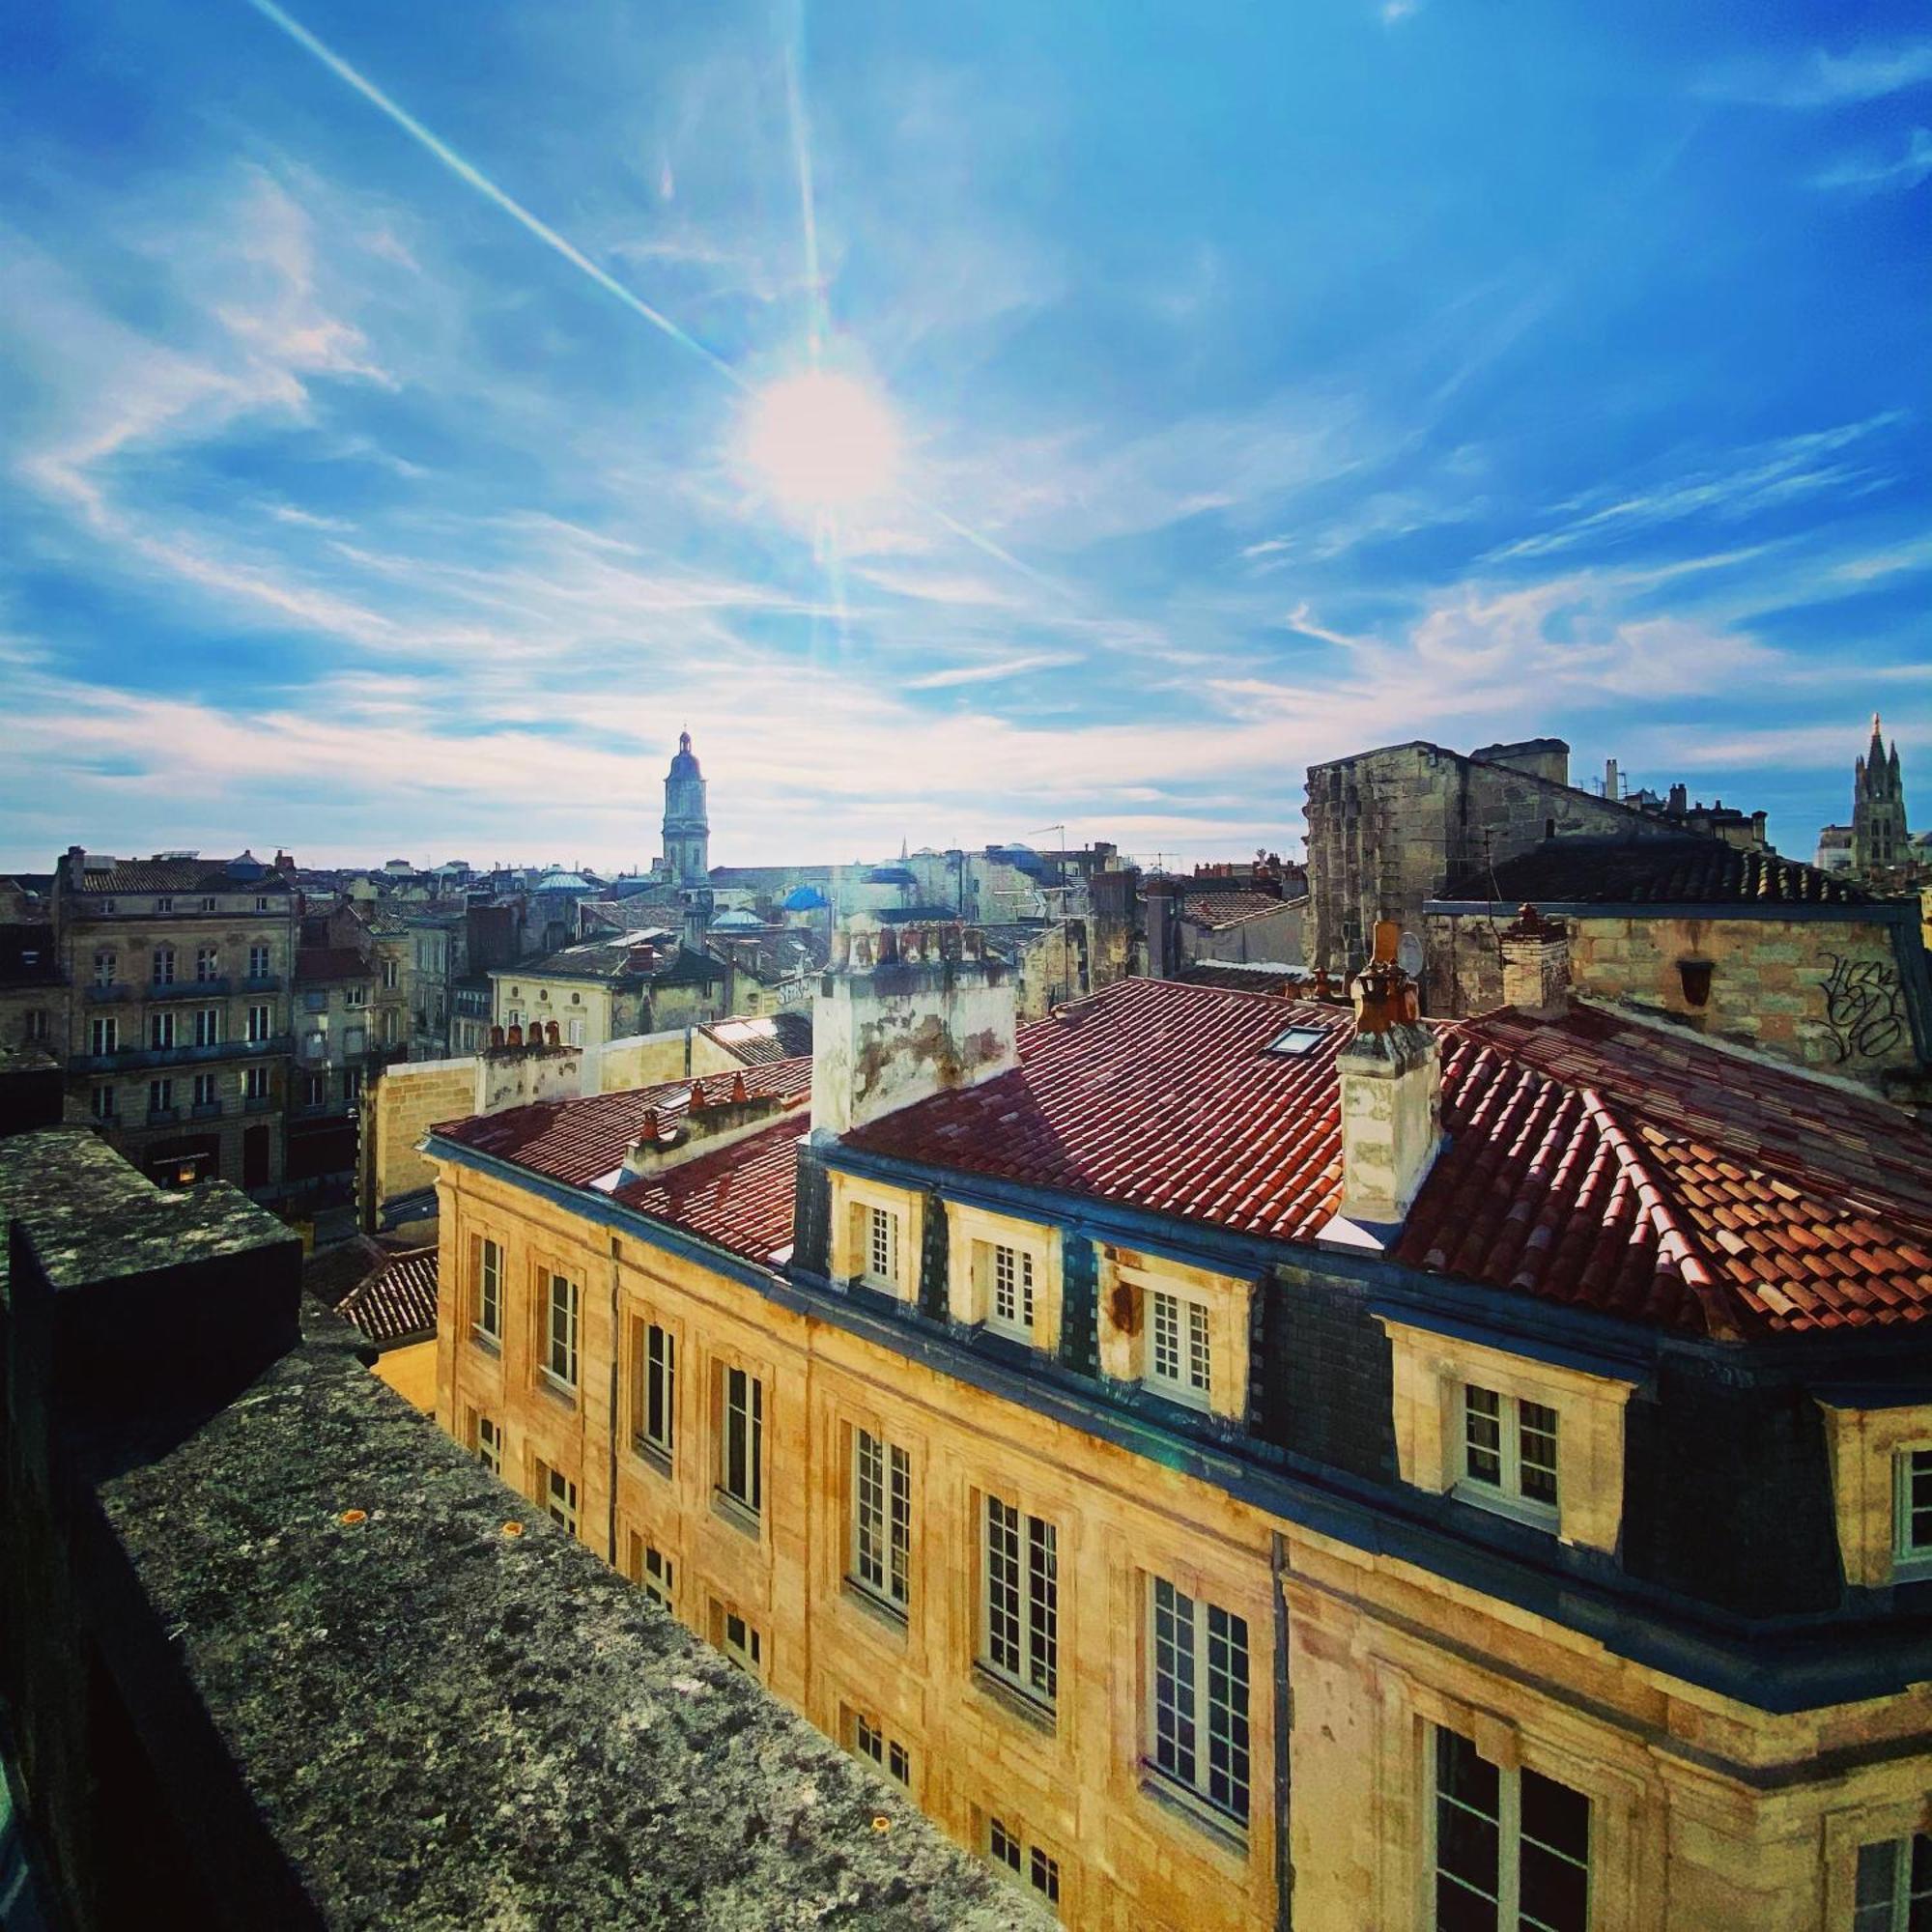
[241,0,747,390]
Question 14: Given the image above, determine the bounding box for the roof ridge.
[1575,1087,1754,1341]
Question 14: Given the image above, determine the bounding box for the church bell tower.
[663,731,710,887]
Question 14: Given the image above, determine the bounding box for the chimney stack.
[811,922,1017,1136]
[1499,905,1570,1020]
[1336,922,1441,1227]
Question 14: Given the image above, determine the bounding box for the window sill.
[632,1436,672,1479]
[1138,1768,1250,1861]
[1890,1552,1932,1584]
[711,1490,763,1540]
[970,1663,1057,1737]
[840,1579,910,1640]
[469,1327,501,1356]
[537,1371,579,1408]
[1451,1479,1559,1532]
[1144,1378,1213,1415]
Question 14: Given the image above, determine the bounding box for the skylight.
[1265,1026,1326,1058]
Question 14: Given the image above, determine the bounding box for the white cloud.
[1703,39,1932,108]
[1811,127,1932,193]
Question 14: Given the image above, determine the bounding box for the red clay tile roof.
[1181,891,1292,929]
[611,1123,801,1264]
[435,1059,810,1190]
[337,1247,440,1345]
[848,979,1932,1339]
[434,977,1932,1340]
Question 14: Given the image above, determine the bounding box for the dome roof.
[668,729,703,780]
[711,908,763,929]
[781,884,830,911]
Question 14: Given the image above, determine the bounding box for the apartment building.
[288,905,379,1189]
[52,848,296,1192]
[424,923,1932,1930]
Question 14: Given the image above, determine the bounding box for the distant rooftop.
[1436,835,1877,910]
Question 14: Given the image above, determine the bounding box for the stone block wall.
[1427,908,1925,1083]
[1305,742,1658,991]
[361,1057,476,1228]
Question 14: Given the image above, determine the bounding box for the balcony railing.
[84,982,132,1004]
[243,1094,276,1114]
[150,977,232,1002]
[241,973,282,992]
[147,1107,179,1126]
[69,1035,293,1075]
[190,1100,224,1120]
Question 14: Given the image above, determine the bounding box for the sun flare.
[743,369,900,516]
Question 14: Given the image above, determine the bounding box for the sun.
[743,368,901,517]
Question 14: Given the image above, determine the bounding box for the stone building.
[662,730,710,888]
[1306,735,1715,992]
[1853,713,1915,879]
[288,903,380,1191]
[1425,837,1932,1098]
[425,928,1932,1930]
[491,931,724,1051]
[0,923,64,1060]
[50,848,297,1194]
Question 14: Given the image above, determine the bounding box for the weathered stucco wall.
[583,1027,744,1095]
[1427,909,1925,1081]
[1183,900,1305,968]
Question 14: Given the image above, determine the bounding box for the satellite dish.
[1397,931,1425,979]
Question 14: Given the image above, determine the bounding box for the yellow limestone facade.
[428,1149,1932,1930]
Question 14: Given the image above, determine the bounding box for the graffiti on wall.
[1821,954,1906,1064]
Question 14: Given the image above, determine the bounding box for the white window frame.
[243,1065,270,1101]
[983,1240,1037,1344]
[1426,1722,1591,1932]
[980,1493,1058,1711]
[636,1320,675,1464]
[148,1010,177,1051]
[849,1427,912,1615]
[716,1604,763,1677]
[639,1542,674,1610]
[718,1364,763,1520]
[1855,1832,1932,1931]
[986,1815,1062,1910]
[246,1003,271,1043]
[849,1711,912,1787]
[863,1202,901,1292]
[91,1085,117,1123]
[247,945,270,980]
[540,1463,579,1536]
[474,1413,502,1475]
[148,1078,173,1117]
[90,1016,117,1056]
[1892,1447,1932,1577]
[93,950,116,988]
[195,946,219,982]
[1147,1285,1214,1410]
[1456,1382,1560,1526]
[192,1072,217,1109]
[152,946,175,986]
[544,1272,580,1390]
[473,1237,502,1342]
[1146,1577,1251,1830]
[194,1007,221,1047]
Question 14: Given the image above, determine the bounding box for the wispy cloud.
[1703,39,1932,108]
[904,652,1079,689]
[1812,127,1932,193]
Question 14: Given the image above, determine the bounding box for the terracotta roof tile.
[337,1247,439,1345]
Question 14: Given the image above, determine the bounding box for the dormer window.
[1147,1286,1212,1409]
[1894,1449,1932,1577]
[865,1205,901,1292]
[1459,1384,1559,1522]
[986,1242,1036,1342]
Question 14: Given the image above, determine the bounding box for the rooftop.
[334,1245,439,1346]
[1180,889,1295,929]
[702,1009,814,1065]
[499,931,680,982]
[1435,835,1878,909]
[61,852,294,896]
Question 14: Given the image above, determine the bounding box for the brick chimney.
[622,1077,798,1179]
[1336,924,1441,1226]
[1499,904,1570,1020]
[811,922,1016,1136]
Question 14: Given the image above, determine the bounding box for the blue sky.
[1,0,1926,871]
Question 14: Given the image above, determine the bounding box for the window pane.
[1151,1290,1179,1382]
[1463,1386,1502,1485]
[1520,1769,1589,1864]
[1435,1877,1500,1932]
[1187,1300,1211,1392]
[1151,1577,1198,1788]
[1207,1603,1251,1820]
[1519,1401,1560,1508]
[1519,1837,1590,1932]
[985,1497,1021,1677]
[889,1444,912,1605]
[1027,1516,1058,1700]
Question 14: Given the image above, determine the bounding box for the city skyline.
[2,2,1927,870]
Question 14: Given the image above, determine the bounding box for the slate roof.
[500,932,682,982]
[702,1010,814,1065]
[1436,836,1876,909]
[707,930,828,983]
[66,854,293,895]
[336,1246,440,1346]
[1181,890,1293,929]
[847,979,1932,1340]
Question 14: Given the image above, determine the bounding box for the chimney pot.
[506,1023,523,1047]
[1500,908,1571,1020]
